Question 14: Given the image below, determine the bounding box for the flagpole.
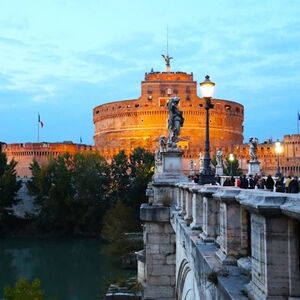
[298,111,300,135]
[37,113,39,143]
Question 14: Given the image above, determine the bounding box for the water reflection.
[0,239,131,300]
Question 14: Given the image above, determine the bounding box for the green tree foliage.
[72,152,111,232]
[109,150,130,204]
[101,200,141,256]
[0,152,21,222]
[128,147,154,216]
[223,156,242,176]
[3,278,44,300]
[102,148,154,254]
[27,152,110,235]
[26,147,154,237]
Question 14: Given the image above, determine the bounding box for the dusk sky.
[1,0,300,145]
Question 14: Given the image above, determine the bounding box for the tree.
[71,152,111,233]
[27,152,111,235]
[101,200,141,256]
[109,151,130,204]
[0,152,21,222]
[223,156,242,176]
[3,278,44,300]
[128,147,154,217]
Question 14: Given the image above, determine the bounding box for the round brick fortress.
[93,70,244,159]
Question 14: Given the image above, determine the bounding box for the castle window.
[147,86,153,94]
[199,104,203,107]
[96,110,99,114]
[148,95,152,100]
[186,95,190,101]
[161,90,165,96]
[173,88,178,94]
[135,104,140,108]
[225,105,231,110]
[186,86,191,94]
[236,107,240,112]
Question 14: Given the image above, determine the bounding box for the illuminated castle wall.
[93,69,244,160]
[3,142,94,177]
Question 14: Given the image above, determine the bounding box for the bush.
[3,278,44,300]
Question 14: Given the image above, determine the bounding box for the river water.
[0,238,133,300]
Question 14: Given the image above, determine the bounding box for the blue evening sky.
[0,0,300,145]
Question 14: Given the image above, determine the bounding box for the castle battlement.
[93,67,244,159]
[3,142,94,178]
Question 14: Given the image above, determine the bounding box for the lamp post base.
[198,173,215,185]
[275,168,282,178]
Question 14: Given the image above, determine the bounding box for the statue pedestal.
[215,165,223,176]
[248,161,260,176]
[153,148,187,184]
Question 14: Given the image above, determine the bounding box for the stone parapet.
[140,204,170,223]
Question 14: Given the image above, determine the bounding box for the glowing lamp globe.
[275,140,283,154]
[200,75,215,98]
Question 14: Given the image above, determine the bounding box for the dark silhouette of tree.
[0,152,21,223]
[109,151,130,204]
[27,152,110,235]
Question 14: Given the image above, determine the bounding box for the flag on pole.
[38,113,44,128]
[298,111,300,134]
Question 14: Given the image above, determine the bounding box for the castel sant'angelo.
[3,56,300,177]
[93,57,243,159]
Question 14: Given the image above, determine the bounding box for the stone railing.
[139,181,300,300]
[171,183,300,300]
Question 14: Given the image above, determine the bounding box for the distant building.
[3,59,300,178]
[93,58,300,176]
[222,134,300,176]
[3,142,94,177]
[93,63,244,161]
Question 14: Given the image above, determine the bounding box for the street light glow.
[275,141,283,154]
[200,75,215,98]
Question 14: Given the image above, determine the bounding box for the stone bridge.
[138,176,300,299]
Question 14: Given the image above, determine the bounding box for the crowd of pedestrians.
[191,173,299,193]
[226,174,299,193]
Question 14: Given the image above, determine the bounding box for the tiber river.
[0,238,132,300]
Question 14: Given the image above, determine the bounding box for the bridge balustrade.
[172,183,300,299]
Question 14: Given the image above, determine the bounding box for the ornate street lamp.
[274,140,283,177]
[198,75,215,185]
[229,153,234,176]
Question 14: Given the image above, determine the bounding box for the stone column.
[238,192,289,300]
[281,197,300,298]
[248,160,261,176]
[190,187,203,230]
[199,186,219,242]
[140,204,176,300]
[178,184,186,216]
[139,148,187,300]
[184,184,194,221]
[213,189,246,265]
[174,184,181,210]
